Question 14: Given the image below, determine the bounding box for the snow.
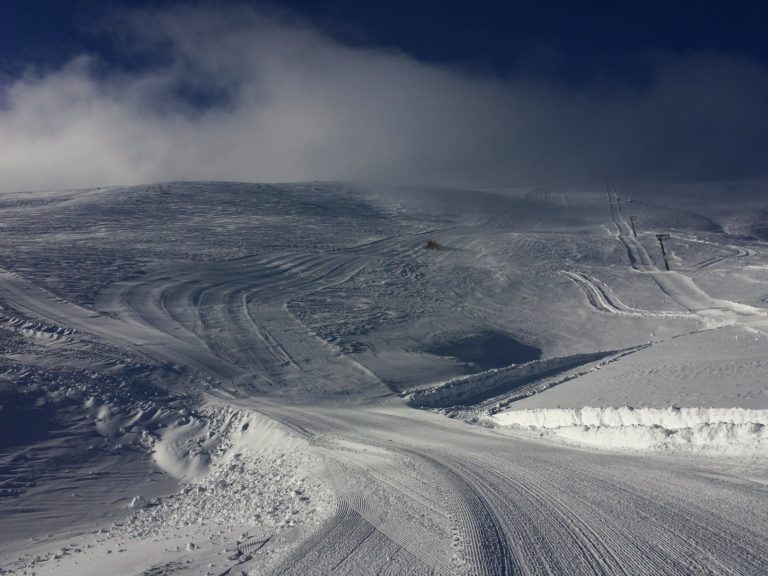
[125,405,334,539]
[1,181,768,574]
[403,350,617,409]
[501,325,768,410]
[152,415,213,481]
[483,186,768,453]
[557,421,766,452]
[494,406,768,429]
[490,406,768,453]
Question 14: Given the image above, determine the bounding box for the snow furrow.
[563,270,693,319]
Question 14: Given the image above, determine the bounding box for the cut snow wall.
[491,406,768,453]
[403,351,614,409]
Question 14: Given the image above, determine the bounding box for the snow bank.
[492,406,768,429]
[554,421,767,451]
[124,403,335,538]
[491,406,768,453]
[403,351,614,408]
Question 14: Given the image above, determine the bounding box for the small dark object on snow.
[424,240,441,250]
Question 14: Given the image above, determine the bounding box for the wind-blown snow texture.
[0,181,767,575]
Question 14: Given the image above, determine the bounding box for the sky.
[1,0,767,192]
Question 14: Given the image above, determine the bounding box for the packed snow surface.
[1,181,767,575]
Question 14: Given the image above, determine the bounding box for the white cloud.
[1,5,767,192]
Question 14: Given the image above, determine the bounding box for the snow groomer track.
[0,182,766,575]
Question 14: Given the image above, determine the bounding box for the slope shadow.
[424,331,542,372]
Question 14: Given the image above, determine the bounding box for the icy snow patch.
[491,406,768,453]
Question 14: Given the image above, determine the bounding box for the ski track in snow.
[607,188,768,333]
[562,270,693,319]
[0,183,767,575]
[695,246,751,269]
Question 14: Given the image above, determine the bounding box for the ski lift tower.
[656,233,671,271]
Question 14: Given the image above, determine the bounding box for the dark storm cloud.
[1,4,767,192]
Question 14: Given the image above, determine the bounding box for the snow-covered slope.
[486,186,768,454]
[1,181,767,574]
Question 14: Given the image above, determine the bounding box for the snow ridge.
[491,406,768,453]
[403,351,615,408]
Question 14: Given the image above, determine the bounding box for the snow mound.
[125,403,334,538]
[491,406,768,453]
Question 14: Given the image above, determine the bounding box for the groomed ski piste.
[0,181,766,575]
